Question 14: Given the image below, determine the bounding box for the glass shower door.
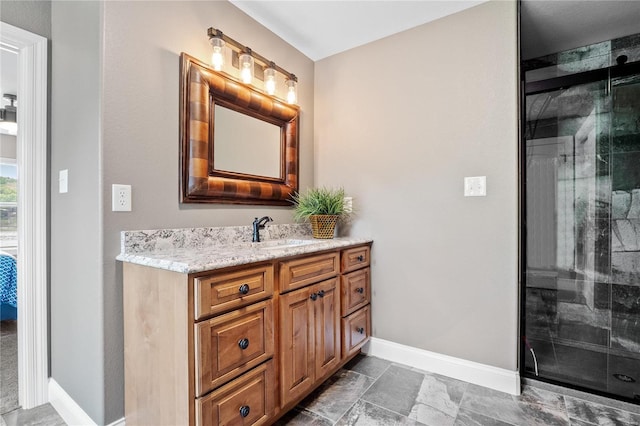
[524,78,620,397]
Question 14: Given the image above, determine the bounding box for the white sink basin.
[253,239,322,250]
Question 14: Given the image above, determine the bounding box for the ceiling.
[229,0,486,61]
[231,0,640,63]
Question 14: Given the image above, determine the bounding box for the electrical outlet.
[112,184,132,211]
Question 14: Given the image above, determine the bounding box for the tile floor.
[3,354,640,425]
[278,354,640,426]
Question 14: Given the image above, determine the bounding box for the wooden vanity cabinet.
[123,243,372,426]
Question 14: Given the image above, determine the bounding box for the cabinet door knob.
[356,327,365,334]
[239,284,250,295]
[310,293,318,301]
[357,255,364,262]
[317,289,325,298]
[238,338,250,350]
[355,287,364,294]
[239,405,251,418]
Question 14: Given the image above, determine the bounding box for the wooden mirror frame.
[180,53,299,205]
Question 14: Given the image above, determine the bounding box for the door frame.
[0,22,48,409]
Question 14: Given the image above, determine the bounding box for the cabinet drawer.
[342,305,371,358]
[194,300,274,397]
[341,268,370,316]
[341,246,370,273]
[279,252,339,293]
[194,264,273,320]
[196,360,274,426]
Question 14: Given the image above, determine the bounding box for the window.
[0,159,17,256]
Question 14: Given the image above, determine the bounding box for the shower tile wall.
[524,34,640,402]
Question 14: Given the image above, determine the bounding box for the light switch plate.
[464,176,486,197]
[59,169,68,194]
[112,184,132,211]
[343,196,353,214]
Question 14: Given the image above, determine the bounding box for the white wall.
[315,0,519,370]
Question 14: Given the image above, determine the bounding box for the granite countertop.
[116,224,372,274]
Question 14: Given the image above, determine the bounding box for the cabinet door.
[313,278,341,380]
[279,286,314,406]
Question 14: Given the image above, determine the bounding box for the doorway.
[0,22,48,410]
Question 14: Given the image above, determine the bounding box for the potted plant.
[291,187,348,239]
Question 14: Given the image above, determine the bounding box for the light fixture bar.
[207,27,297,82]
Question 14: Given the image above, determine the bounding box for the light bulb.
[239,53,254,84]
[286,79,297,104]
[264,66,277,95]
[210,37,225,71]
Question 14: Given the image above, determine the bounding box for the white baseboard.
[362,337,520,395]
[48,378,126,426]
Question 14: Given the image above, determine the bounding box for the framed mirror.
[179,53,299,205]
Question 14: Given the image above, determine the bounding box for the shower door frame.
[519,59,640,403]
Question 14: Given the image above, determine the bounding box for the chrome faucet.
[252,216,273,242]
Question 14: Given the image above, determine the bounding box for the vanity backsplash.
[120,223,312,255]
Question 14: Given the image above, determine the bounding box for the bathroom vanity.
[118,226,372,425]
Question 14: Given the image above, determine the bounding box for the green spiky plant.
[291,186,346,222]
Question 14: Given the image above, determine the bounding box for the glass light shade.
[286,79,297,104]
[210,37,225,71]
[264,67,277,95]
[239,53,254,84]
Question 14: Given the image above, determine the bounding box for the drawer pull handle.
[355,287,364,294]
[238,338,250,350]
[310,293,318,301]
[317,289,325,298]
[356,327,365,334]
[239,405,251,418]
[238,284,250,295]
[357,255,364,262]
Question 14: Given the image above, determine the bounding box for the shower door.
[523,69,640,402]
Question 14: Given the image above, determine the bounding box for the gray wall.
[50,1,104,423]
[0,0,51,39]
[50,1,314,423]
[315,0,519,370]
[43,0,516,423]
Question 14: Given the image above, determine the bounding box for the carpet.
[0,320,18,415]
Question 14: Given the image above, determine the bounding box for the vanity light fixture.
[209,29,225,71]
[286,78,297,105]
[239,49,254,84]
[207,27,299,105]
[0,94,17,136]
[264,63,277,95]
